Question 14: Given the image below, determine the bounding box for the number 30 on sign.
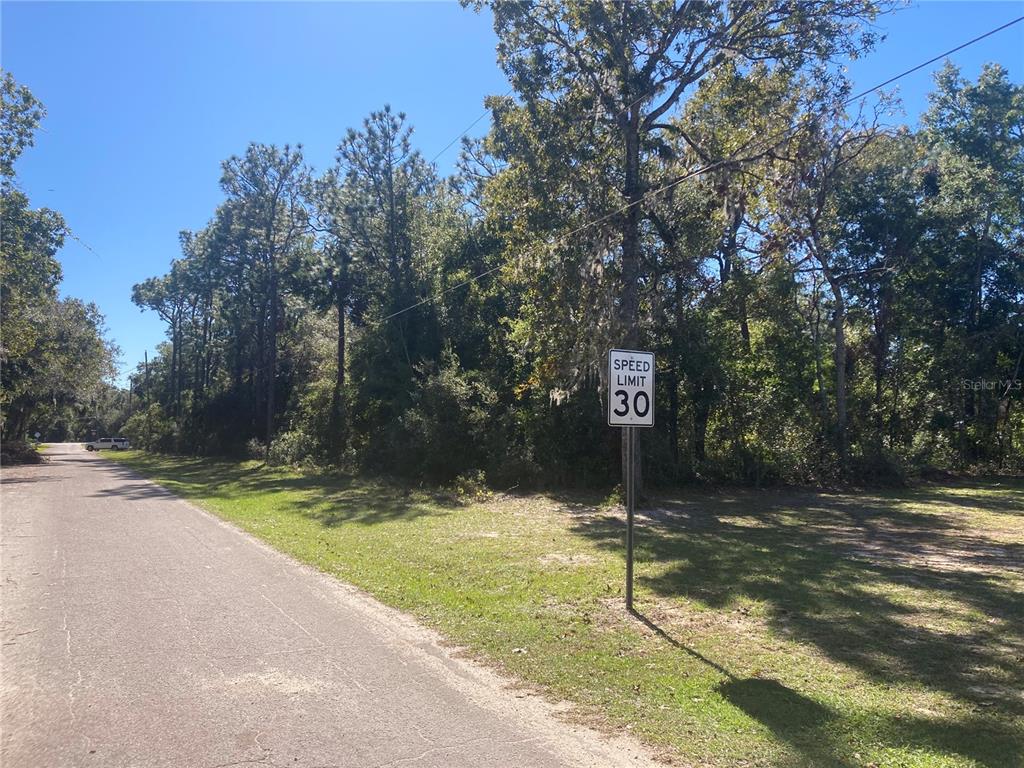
[607,349,655,427]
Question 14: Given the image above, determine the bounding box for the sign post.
[607,349,655,611]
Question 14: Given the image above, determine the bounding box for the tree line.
[10,2,1021,484]
[1,72,121,448]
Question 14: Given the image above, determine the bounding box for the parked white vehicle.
[84,437,130,451]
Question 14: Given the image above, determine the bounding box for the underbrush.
[0,440,45,465]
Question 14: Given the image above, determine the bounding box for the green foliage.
[0,71,45,180]
[1,74,118,442]
[0,190,66,364]
[3,297,118,439]
[122,403,176,452]
[112,448,1024,768]
[1,73,67,383]
[267,429,314,467]
[121,36,1021,485]
[397,353,501,483]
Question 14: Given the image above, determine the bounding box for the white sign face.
[608,349,655,427]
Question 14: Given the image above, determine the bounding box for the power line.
[380,89,670,324]
[377,14,1024,326]
[428,87,515,166]
[844,15,1024,104]
[379,265,505,323]
[69,232,102,261]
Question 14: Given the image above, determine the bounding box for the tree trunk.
[810,291,830,435]
[694,393,710,464]
[332,267,348,457]
[254,307,264,437]
[169,314,178,418]
[738,291,751,352]
[174,317,183,423]
[668,368,679,471]
[869,273,892,456]
[231,311,244,393]
[720,195,750,353]
[825,272,848,472]
[265,268,278,460]
[971,209,993,329]
[890,341,902,446]
[9,406,27,441]
[619,114,643,491]
[672,278,686,474]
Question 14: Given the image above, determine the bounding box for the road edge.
[99,452,672,768]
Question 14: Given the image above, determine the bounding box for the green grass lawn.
[107,450,1023,768]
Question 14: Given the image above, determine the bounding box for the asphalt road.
[1,444,658,768]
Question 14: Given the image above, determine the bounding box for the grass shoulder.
[106,450,1024,768]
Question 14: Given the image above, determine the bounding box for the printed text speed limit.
[607,349,655,427]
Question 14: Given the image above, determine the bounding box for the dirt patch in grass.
[109,451,1024,768]
[538,552,599,567]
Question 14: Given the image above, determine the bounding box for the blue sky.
[3,1,1022,384]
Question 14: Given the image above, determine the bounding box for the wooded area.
[3,1,1022,484]
[1,73,119,450]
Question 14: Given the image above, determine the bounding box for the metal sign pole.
[626,425,635,612]
[607,348,652,614]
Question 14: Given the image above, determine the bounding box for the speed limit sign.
[607,349,654,427]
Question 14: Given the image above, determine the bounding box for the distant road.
[1,443,656,768]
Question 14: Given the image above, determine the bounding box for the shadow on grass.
[631,608,857,767]
[632,609,1021,768]
[99,452,1021,765]
[99,453,463,527]
[717,678,852,768]
[902,489,1024,515]
[629,608,731,676]
[582,484,1024,765]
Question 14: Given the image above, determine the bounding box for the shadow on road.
[0,474,63,485]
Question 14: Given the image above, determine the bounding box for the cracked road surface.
[1,444,659,768]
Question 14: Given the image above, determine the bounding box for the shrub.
[443,470,492,502]
[849,448,909,485]
[486,452,543,491]
[267,429,313,467]
[399,354,500,483]
[122,404,176,452]
[0,441,44,465]
[245,437,265,461]
[523,388,617,488]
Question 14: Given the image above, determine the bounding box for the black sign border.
[607,348,656,428]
